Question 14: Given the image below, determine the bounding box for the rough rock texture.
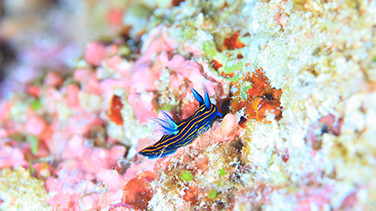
[0,0,375,210]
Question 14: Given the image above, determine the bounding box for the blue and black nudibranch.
[139,88,222,159]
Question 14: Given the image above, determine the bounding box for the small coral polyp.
[231,68,282,123]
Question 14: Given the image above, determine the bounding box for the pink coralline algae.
[0,144,28,169]
[123,27,224,124]
[0,24,229,208]
[45,138,126,209]
[290,183,340,211]
[85,42,107,66]
[24,113,47,136]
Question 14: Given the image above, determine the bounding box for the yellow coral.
[0,167,51,210]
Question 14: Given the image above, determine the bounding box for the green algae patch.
[203,41,220,59]
[219,168,226,176]
[180,170,194,182]
[207,189,218,199]
[31,99,42,110]
[28,160,35,175]
[26,136,39,155]
[160,103,174,112]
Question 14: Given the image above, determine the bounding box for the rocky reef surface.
[0,0,375,210]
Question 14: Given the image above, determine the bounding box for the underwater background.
[0,0,375,210]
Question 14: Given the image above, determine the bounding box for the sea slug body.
[139,88,222,158]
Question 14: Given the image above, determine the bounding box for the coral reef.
[0,0,375,210]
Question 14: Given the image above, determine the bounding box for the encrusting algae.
[231,68,283,124]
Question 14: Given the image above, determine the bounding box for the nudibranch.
[139,88,223,158]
